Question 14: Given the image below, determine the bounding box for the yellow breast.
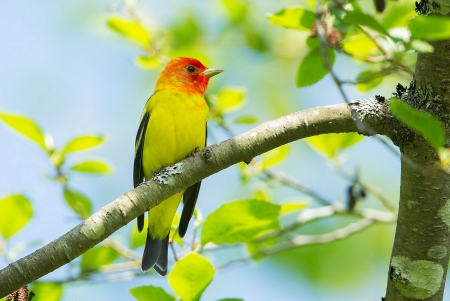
[142,89,209,179]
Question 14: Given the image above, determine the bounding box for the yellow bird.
[133,57,223,275]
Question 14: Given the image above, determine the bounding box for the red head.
[155,57,223,95]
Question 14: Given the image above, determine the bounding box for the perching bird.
[133,57,223,276]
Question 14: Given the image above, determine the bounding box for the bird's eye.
[186,65,196,73]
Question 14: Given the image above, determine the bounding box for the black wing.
[134,111,150,233]
[178,123,207,238]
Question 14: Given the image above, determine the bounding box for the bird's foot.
[188,147,200,158]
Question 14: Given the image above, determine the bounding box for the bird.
[133,57,223,276]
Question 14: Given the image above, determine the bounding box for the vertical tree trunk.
[385,37,450,300]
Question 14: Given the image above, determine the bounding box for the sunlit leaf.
[267,7,315,31]
[201,200,281,245]
[80,245,120,271]
[130,285,176,301]
[233,114,258,124]
[247,235,277,261]
[107,16,151,47]
[29,282,63,301]
[63,188,93,219]
[61,135,104,155]
[135,56,163,70]
[343,34,377,56]
[261,145,291,169]
[280,202,308,214]
[216,87,246,113]
[438,148,450,169]
[410,40,434,53]
[0,194,33,239]
[307,132,364,158]
[0,112,47,150]
[253,188,270,202]
[70,160,111,174]
[246,241,264,261]
[297,45,335,87]
[222,0,248,24]
[390,98,444,150]
[356,70,383,92]
[409,16,450,41]
[382,0,416,29]
[343,10,390,36]
[168,253,215,301]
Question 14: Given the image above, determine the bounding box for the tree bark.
[384,36,450,301]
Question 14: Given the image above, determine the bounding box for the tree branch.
[0,101,391,296]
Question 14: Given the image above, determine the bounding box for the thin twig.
[315,0,350,103]
[261,169,333,207]
[169,242,179,262]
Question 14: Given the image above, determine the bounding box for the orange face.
[155,57,211,95]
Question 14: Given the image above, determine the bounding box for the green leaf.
[0,112,47,150]
[222,0,249,24]
[307,132,364,158]
[168,253,215,301]
[390,98,445,149]
[107,16,151,47]
[261,144,291,169]
[70,160,112,174]
[297,46,335,87]
[80,245,120,271]
[216,299,244,301]
[217,87,246,113]
[343,11,390,36]
[135,56,163,70]
[382,0,416,29]
[201,200,281,245]
[130,286,176,301]
[61,135,104,155]
[0,194,33,239]
[63,188,93,219]
[343,34,377,56]
[410,40,434,53]
[280,202,308,214]
[267,7,315,31]
[409,16,450,41]
[356,70,383,92]
[29,282,63,301]
[233,114,258,124]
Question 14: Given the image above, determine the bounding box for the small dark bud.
[28,291,36,301]
[375,95,386,102]
[359,187,367,199]
[202,149,212,160]
[374,0,386,12]
[347,185,357,212]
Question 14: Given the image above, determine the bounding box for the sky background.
[0,0,431,300]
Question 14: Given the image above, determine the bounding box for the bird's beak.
[203,68,224,78]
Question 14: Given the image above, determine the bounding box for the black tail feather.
[155,234,169,275]
[179,181,201,237]
[141,230,162,272]
[141,230,169,276]
[137,214,145,233]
